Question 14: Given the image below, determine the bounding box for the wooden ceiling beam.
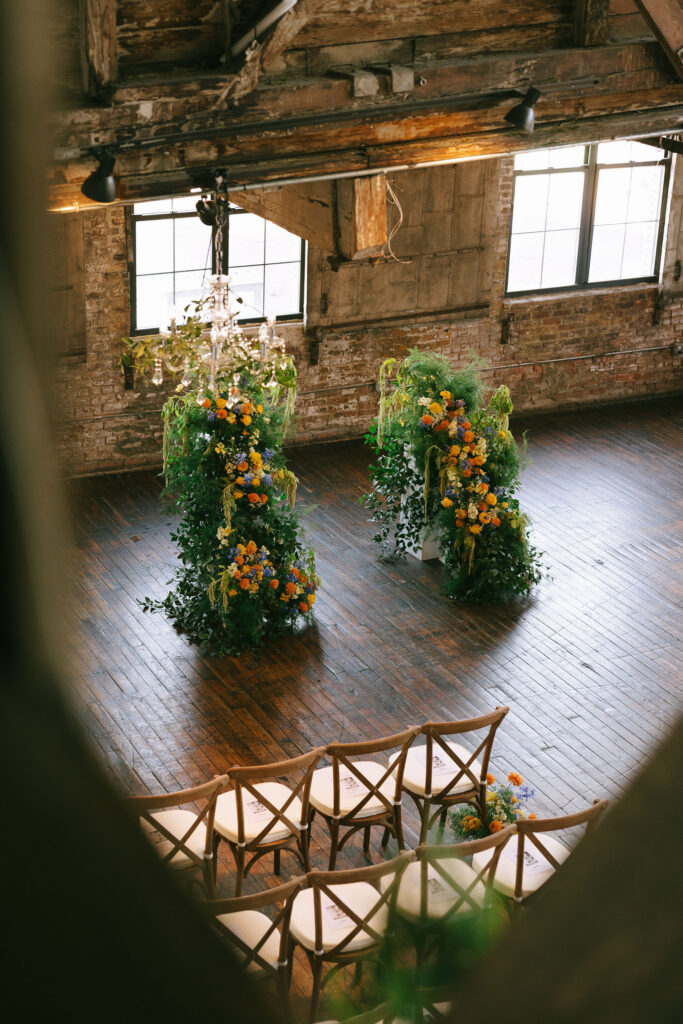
[53,40,676,152]
[574,0,610,46]
[48,99,683,212]
[79,0,118,95]
[632,0,683,80]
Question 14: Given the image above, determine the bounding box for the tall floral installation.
[362,349,542,602]
[120,187,317,655]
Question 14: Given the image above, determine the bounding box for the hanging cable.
[384,179,412,264]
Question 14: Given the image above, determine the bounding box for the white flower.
[417,396,431,407]
[468,503,478,521]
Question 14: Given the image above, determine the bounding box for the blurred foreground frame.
[1,2,681,1022]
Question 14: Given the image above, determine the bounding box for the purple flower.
[243,472,254,485]
[263,448,274,460]
[263,473,273,486]
[207,411,217,421]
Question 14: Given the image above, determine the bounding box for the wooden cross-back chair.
[384,828,515,964]
[473,798,609,908]
[395,707,509,842]
[203,875,305,1020]
[309,727,420,870]
[129,774,229,898]
[213,748,325,895]
[290,851,415,1023]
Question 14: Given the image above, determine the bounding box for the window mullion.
[575,147,597,286]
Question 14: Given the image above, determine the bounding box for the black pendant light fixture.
[81,148,117,203]
[504,87,541,133]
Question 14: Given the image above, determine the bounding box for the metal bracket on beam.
[369,65,416,94]
[327,67,380,98]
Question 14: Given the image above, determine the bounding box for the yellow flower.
[486,493,497,506]
[251,451,262,464]
[307,593,315,606]
[442,497,453,508]
[216,398,227,409]
[233,490,244,500]
[235,476,245,486]
[246,541,257,555]
[428,401,442,416]
[440,390,452,400]
[498,430,507,439]
[501,501,508,508]
[469,524,482,534]
[242,414,252,425]
[256,404,263,413]
[227,413,236,424]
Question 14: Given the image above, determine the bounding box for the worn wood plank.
[80,0,118,92]
[574,0,611,44]
[632,0,683,78]
[337,174,388,260]
[231,180,337,252]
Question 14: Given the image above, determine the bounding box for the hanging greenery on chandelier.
[362,349,543,602]
[121,177,318,655]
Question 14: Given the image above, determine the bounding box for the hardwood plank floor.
[65,396,682,873]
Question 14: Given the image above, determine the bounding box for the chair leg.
[354,959,363,984]
[274,848,281,875]
[381,826,390,847]
[419,798,430,844]
[439,807,448,832]
[328,819,340,871]
[363,826,371,855]
[308,957,323,1024]
[394,803,405,851]
[234,844,245,897]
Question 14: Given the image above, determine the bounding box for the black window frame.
[129,201,306,335]
[505,140,672,297]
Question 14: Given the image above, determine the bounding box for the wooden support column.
[79,0,117,95]
[633,0,683,80]
[336,174,388,260]
[574,0,610,45]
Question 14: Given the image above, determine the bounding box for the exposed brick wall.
[54,156,683,476]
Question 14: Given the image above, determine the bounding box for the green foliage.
[141,376,318,656]
[362,349,543,602]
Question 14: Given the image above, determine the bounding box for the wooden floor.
[66,396,682,863]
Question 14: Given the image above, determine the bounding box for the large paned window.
[506,139,671,295]
[131,197,305,332]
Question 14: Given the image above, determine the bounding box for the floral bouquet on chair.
[449,772,536,841]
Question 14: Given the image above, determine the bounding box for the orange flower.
[246,541,257,555]
[216,398,227,409]
[239,579,250,590]
[478,502,487,511]
[216,408,227,419]
[508,772,523,786]
[492,516,501,527]
[247,492,260,504]
[442,497,453,508]
[528,813,537,820]
[469,524,482,534]
[420,414,434,426]
[489,819,503,833]
[202,398,211,409]
[307,593,315,606]
[235,555,245,566]
[260,493,268,504]
[270,579,279,589]
[435,421,449,433]
[284,582,296,595]
[462,468,472,478]
[449,445,461,456]
[233,490,244,500]
[242,414,252,425]
[463,430,475,443]
[486,773,495,785]
[256,403,263,414]
[298,601,309,613]
[479,512,492,524]
[241,402,254,415]
[473,456,485,466]
[237,461,249,472]
[462,420,471,429]
[486,493,497,506]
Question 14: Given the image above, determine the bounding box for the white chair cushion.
[472,833,570,899]
[290,882,388,953]
[309,761,395,819]
[216,909,281,974]
[379,859,485,920]
[214,782,303,844]
[142,809,207,870]
[391,742,483,797]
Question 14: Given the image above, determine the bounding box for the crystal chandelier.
[149,172,287,394]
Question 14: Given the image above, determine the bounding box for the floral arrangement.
[362,349,543,602]
[131,305,318,655]
[449,771,536,841]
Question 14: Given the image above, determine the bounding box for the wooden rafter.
[574,0,610,46]
[79,0,117,94]
[633,0,683,79]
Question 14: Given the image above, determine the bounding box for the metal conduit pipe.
[230,0,299,58]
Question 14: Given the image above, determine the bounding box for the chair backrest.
[203,875,305,977]
[420,706,509,799]
[416,826,516,924]
[512,798,609,899]
[307,850,416,959]
[325,726,420,820]
[228,748,326,847]
[129,774,230,869]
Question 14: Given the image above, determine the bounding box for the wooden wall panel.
[48,213,86,357]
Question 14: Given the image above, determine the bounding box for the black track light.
[196,197,217,226]
[81,148,117,203]
[504,87,541,134]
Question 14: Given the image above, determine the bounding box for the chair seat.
[142,809,207,870]
[472,834,570,899]
[379,860,485,920]
[216,909,281,974]
[309,761,395,820]
[290,882,388,953]
[214,782,303,845]
[391,742,483,798]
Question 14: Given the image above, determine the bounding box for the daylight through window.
[506,139,671,295]
[131,198,305,332]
